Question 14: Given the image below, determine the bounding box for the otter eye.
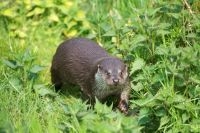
[106,71,111,76]
[119,70,123,76]
[98,64,102,70]
[120,71,123,76]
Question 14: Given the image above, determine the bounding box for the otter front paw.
[118,100,128,114]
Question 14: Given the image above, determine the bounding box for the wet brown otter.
[51,38,130,113]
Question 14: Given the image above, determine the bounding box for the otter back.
[51,38,130,114]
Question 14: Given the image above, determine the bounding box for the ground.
[0,0,200,133]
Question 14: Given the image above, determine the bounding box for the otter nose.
[113,79,119,84]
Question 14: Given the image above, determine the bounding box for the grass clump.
[0,0,200,132]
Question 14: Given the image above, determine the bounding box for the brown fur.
[51,38,130,113]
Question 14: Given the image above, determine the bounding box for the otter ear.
[124,64,128,71]
[98,64,102,70]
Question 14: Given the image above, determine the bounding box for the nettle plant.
[0,0,91,39]
[87,0,200,132]
[2,49,44,91]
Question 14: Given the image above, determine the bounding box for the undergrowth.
[0,0,200,133]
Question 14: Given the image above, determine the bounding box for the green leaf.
[159,23,171,29]
[156,30,170,35]
[189,76,200,84]
[15,29,27,38]
[2,59,18,69]
[78,112,97,121]
[9,77,22,92]
[103,30,116,37]
[48,13,59,22]
[132,82,143,92]
[167,13,180,19]
[182,113,190,123]
[94,98,112,114]
[148,7,161,16]
[100,23,112,31]
[121,116,141,132]
[130,58,145,75]
[75,10,86,20]
[22,49,35,62]
[26,7,45,17]
[132,95,156,107]
[138,116,150,125]
[132,34,147,44]
[29,65,45,74]
[186,33,197,38]
[34,84,56,97]
[37,88,53,97]
[158,116,170,129]
[173,94,186,103]
[1,7,17,18]
[155,106,166,117]
[155,45,169,55]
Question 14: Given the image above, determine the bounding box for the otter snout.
[113,78,119,85]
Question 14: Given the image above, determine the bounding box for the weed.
[0,0,200,132]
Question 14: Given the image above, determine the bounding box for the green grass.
[0,0,200,132]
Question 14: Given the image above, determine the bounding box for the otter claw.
[118,100,128,114]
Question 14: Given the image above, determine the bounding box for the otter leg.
[80,84,94,105]
[54,82,63,91]
[118,90,129,114]
[51,67,63,91]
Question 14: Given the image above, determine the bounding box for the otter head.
[95,58,128,89]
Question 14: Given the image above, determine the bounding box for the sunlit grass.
[0,0,200,132]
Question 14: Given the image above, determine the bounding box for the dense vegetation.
[0,0,200,132]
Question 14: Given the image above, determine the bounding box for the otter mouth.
[108,84,122,90]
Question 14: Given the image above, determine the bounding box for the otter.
[51,38,130,113]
